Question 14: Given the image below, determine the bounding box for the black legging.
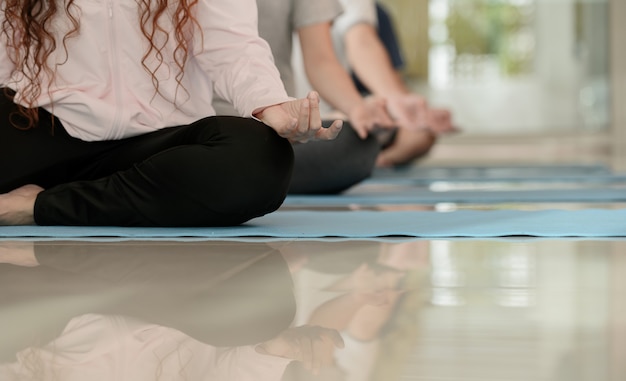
[289,121,380,194]
[0,90,294,226]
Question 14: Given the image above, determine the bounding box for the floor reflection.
[1,239,625,380]
[0,241,301,380]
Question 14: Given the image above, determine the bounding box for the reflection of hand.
[355,287,406,307]
[254,91,342,143]
[256,325,344,374]
[348,96,396,139]
[378,241,430,271]
[351,263,406,306]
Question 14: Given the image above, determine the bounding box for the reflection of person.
[1,313,344,381]
[0,241,297,362]
[0,241,345,379]
[0,0,341,226]
[279,240,429,381]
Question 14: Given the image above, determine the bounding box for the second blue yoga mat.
[368,165,622,185]
[283,188,626,206]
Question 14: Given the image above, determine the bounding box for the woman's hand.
[254,91,342,143]
[256,325,344,374]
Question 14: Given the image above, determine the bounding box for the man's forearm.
[345,23,410,96]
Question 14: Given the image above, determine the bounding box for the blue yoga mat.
[368,165,625,185]
[283,188,626,206]
[0,209,624,238]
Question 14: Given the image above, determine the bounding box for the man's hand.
[348,96,396,139]
[385,94,459,135]
[427,107,458,135]
[385,93,429,131]
[254,91,342,143]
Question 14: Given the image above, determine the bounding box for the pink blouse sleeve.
[193,0,291,117]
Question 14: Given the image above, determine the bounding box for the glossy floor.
[1,238,624,381]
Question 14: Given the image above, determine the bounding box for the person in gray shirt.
[214,0,399,194]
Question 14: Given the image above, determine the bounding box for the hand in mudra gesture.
[255,91,343,143]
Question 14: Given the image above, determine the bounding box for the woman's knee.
[181,117,294,224]
[216,117,294,191]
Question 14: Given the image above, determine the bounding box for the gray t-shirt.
[332,0,377,69]
[292,0,377,114]
[213,0,343,116]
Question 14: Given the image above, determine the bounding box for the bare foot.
[0,184,44,225]
[427,108,460,136]
[375,128,436,167]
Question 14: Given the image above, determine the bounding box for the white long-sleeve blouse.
[0,0,289,141]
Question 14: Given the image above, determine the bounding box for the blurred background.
[377,0,625,169]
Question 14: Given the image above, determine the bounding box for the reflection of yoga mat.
[283,188,626,206]
[0,209,624,238]
[369,165,625,185]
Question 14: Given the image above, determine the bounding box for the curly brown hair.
[1,0,200,129]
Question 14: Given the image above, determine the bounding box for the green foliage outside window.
[445,0,534,76]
